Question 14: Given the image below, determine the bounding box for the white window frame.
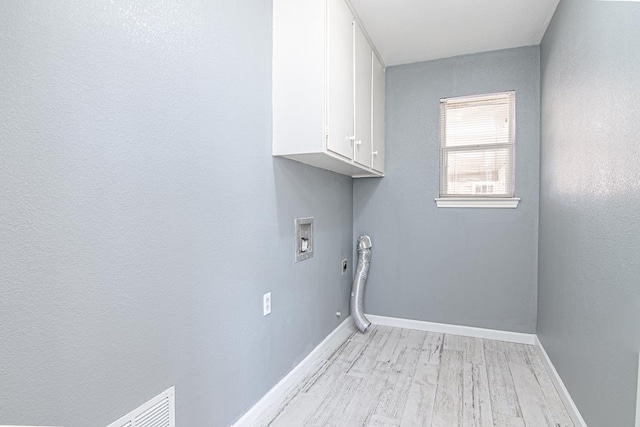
[435,91,520,208]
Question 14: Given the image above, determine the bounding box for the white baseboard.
[365,314,536,345]
[535,336,587,427]
[231,317,354,427]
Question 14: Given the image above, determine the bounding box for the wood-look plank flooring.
[254,324,573,427]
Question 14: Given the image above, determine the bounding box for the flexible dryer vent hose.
[351,235,372,333]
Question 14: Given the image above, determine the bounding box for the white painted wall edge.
[535,336,588,427]
[636,354,640,427]
[365,314,536,345]
[231,317,355,427]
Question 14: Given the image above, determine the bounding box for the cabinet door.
[372,53,385,173]
[353,22,372,168]
[326,0,355,159]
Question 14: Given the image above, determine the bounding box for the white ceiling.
[349,0,560,66]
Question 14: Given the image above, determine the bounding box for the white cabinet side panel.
[273,0,326,155]
[353,22,372,168]
[372,53,385,173]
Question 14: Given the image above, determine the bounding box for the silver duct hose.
[351,235,372,333]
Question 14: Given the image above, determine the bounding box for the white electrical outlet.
[263,292,271,316]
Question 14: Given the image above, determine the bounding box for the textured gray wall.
[0,1,353,426]
[353,47,540,333]
[538,1,640,425]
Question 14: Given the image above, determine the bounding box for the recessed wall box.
[295,217,314,262]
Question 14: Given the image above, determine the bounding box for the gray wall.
[0,1,353,426]
[538,1,640,425]
[353,47,540,333]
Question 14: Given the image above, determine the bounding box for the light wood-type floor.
[254,324,573,427]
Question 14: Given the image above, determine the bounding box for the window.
[436,91,520,208]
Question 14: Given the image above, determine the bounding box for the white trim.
[636,354,640,427]
[231,317,354,427]
[535,337,588,427]
[365,314,535,345]
[435,197,521,208]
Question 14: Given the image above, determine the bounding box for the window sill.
[435,197,520,208]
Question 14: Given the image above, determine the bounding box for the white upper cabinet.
[273,0,385,178]
[372,53,385,173]
[326,0,355,160]
[353,21,373,168]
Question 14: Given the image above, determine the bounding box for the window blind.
[440,91,515,197]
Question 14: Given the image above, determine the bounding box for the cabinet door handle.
[373,151,378,156]
[347,135,356,141]
[355,140,362,146]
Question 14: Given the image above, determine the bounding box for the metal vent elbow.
[351,235,372,332]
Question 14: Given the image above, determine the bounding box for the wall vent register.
[435,91,520,208]
[107,386,175,427]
